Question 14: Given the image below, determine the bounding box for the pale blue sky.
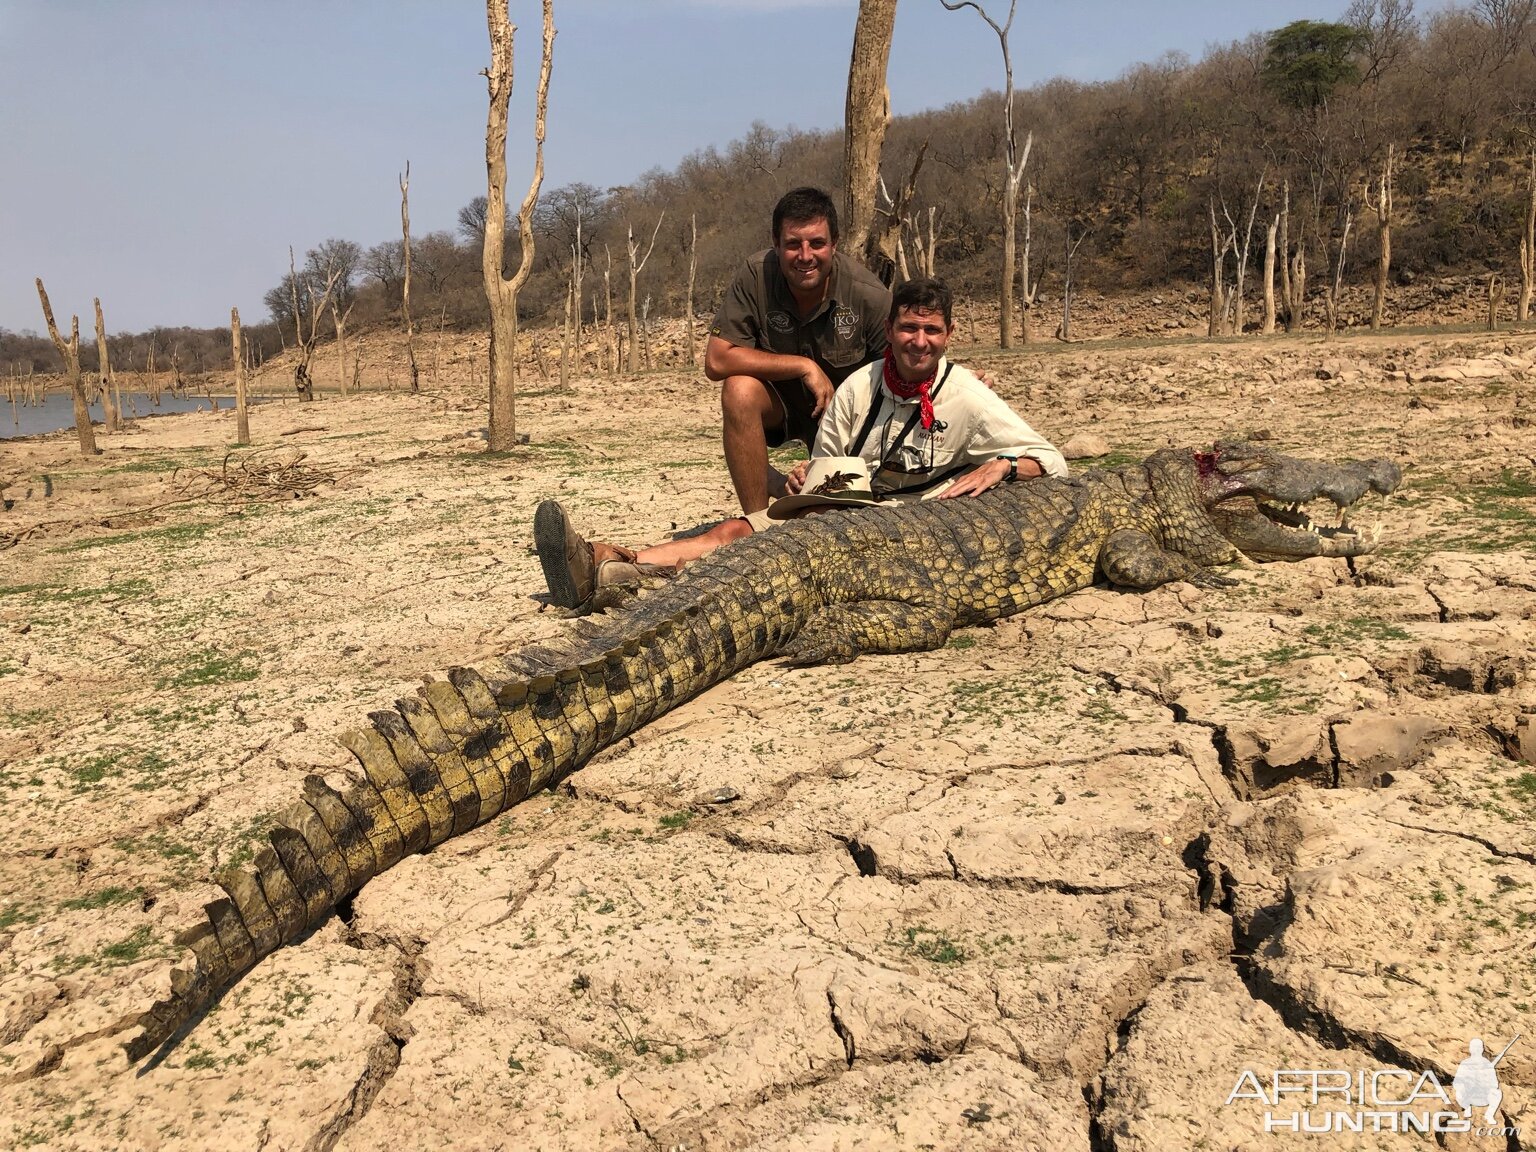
[1,0,1366,333]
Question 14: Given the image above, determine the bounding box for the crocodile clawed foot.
[779,632,859,667]
[1188,568,1241,590]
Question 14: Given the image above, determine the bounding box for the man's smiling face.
[886,306,952,382]
[774,216,835,302]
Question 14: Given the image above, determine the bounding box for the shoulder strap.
[853,361,955,457]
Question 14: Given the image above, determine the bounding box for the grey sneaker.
[534,500,597,608]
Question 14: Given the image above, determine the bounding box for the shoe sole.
[533,500,583,609]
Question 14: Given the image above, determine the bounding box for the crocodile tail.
[125,578,779,1061]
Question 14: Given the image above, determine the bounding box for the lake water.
[1,391,274,440]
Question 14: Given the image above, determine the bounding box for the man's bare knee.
[721,375,775,423]
[718,517,754,543]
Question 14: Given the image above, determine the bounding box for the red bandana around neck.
[882,348,938,430]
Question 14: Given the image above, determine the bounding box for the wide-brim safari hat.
[767,456,879,519]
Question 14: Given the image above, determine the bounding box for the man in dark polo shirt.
[707,186,891,531]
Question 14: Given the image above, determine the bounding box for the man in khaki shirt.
[707,186,891,530]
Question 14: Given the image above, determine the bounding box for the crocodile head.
[1194,440,1401,560]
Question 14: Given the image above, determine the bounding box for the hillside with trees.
[9,0,1536,377]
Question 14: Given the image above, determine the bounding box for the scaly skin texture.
[126,441,1399,1060]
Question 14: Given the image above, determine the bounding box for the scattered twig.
[173,447,358,503]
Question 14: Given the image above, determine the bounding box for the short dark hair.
[889,277,953,326]
[772,187,839,244]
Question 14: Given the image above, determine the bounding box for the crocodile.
[126,440,1399,1060]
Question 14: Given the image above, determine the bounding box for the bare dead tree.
[870,147,928,282]
[1019,184,1041,343]
[1367,144,1394,330]
[844,0,898,271]
[1279,181,1308,332]
[603,244,617,378]
[626,213,663,375]
[482,0,555,451]
[1058,224,1089,341]
[35,278,97,455]
[1326,209,1355,332]
[93,297,120,432]
[641,294,653,370]
[401,161,420,394]
[232,307,251,445]
[1521,150,1536,322]
[288,246,341,402]
[941,0,1031,347]
[1214,178,1265,338]
[1262,213,1280,334]
[1208,201,1234,337]
[560,243,574,389]
[1488,272,1506,328]
[686,213,698,367]
[907,205,940,278]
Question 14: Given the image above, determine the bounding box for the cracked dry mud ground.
[1,327,1533,1150]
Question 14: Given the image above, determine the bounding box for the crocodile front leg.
[1098,528,1236,590]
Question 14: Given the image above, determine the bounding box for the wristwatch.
[996,455,1019,482]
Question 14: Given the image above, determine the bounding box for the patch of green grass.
[946,633,978,650]
[1227,677,1285,705]
[65,749,173,793]
[1302,618,1413,644]
[59,886,146,911]
[949,675,1065,719]
[0,903,42,931]
[15,577,153,605]
[52,925,160,974]
[52,524,211,553]
[1510,773,1536,804]
[899,925,968,965]
[154,648,259,690]
[658,809,694,830]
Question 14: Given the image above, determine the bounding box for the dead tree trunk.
[1262,214,1279,334]
[942,0,1029,347]
[560,247,574,389]
[1521,150,1536,323]
[604,245,617,378]
[1058,226,1088,341]
[36,278,97,455]
[626,214,663,376]
[1488,273,1505,329]
[93,297,120,432]
[288,247,341,402]
[232,307,251,445]
[1368,145,1394,330]
[1325,210,1354,333]
[331,298,355,395]
[1208,200,1231,337]
[1279,180,1308,332]
[686,213,698,367]
[482,0,554,451]
[1019,185,1040,344]
[843,0,898,267]
[400,161,420,394]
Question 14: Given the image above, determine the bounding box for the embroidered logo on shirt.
[767,311,794,333]
[832,305,858,339]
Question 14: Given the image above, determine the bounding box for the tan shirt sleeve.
[952,368,1069,478]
